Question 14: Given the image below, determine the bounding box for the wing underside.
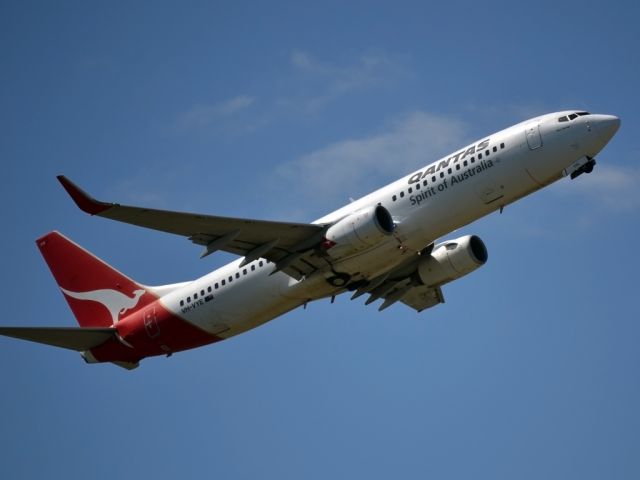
[349,253,445,312]
[58,176,328,279]
[397,285,444,312]
[357,281,444,313]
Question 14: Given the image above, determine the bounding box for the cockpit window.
[558,111,590,122]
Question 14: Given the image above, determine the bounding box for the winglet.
[57,175,113,215]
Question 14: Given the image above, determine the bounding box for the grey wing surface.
[350,253,445,312]
[57,176,328,279]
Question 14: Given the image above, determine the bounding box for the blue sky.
[1,1,639,478]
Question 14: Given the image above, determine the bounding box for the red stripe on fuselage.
[88,300,221,364]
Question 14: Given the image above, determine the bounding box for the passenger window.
[187,296,191,303]
[201,290,205,296]
[408,187,412,193]
[180,300,184,306]
[400,191,405,198]
[221,279,226,286]
[215,283,219,289]
[493,146,497,152]
[392,194,397,201]
[251,265,255,271]
[208,286,212,293]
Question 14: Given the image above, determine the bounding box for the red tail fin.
[37,232,157,328]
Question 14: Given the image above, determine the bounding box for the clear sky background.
[1,1,639,478]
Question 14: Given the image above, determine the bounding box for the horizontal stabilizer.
[0,326,115,351]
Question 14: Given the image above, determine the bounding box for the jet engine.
[417,235,488,287]
[323,205,395,258]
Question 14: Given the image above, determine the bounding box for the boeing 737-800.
[0,110,620,369]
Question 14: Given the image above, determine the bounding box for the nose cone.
[593,114,621,144]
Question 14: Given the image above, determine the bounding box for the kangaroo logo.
[61,287,146,325]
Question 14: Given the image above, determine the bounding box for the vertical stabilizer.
[37,232,158,328]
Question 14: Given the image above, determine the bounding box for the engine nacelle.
[417,235,488,287]
[323,205,395,258]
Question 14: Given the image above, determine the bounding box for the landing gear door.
[525,122,543,150]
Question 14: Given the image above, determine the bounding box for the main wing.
[349,252,445,313]
[57,176,328,279]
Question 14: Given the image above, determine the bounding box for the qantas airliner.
[0,111,620,369]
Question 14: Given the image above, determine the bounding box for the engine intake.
[324,205,394,258]
[417,235,487,287]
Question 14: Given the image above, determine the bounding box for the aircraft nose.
[593,114,621,143]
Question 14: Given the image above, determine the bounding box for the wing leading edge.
[57,176,328,279]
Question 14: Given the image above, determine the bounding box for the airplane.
[0,110,620,370]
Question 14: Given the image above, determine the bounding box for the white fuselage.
[156,111,619,339]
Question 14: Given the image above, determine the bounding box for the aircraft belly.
[400,187,488,244]
[188,273,301,338]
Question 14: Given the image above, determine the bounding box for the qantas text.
[407,138,491,185]
[410,159,495,206]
